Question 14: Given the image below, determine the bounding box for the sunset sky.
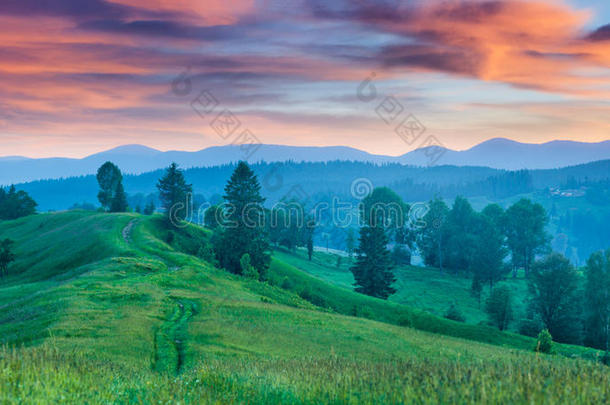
[0,0,609,158]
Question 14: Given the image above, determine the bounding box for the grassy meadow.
[0,211,608,404]
[274,248,530,327]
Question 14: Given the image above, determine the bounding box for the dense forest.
[14,159,610,264]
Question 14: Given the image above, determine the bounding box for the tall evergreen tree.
[215,161,270,278]
[351,225,396,299]
[157,163,193,226]
[584,250,610,351]
[350,188,397,299]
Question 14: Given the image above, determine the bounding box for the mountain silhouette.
[2,138,610,185]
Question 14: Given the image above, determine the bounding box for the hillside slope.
[0,212,608,403]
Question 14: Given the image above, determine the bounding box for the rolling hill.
[0,211,607,403]
[3,138,610,185]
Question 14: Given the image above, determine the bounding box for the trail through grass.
[0,211,607,404]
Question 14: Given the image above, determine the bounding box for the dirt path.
[153,300,197,374]
[122,219,138,244]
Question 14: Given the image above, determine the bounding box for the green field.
[274,248,530,327]
[0,211,608,404]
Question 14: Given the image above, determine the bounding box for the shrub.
[444,304,466,323]
[240,254,259,280]
[602,351,610,366]
[280,276,294,290]
[535,329,553,354]
[398,313,413,327]
[196,244,216,264]
[298,288,328,308]
[165,232,174,245]
[485,284,513,331]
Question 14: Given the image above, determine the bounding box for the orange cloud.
[107,0,257,25]
[362,0,610,95]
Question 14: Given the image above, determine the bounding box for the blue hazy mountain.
[2,138,610,185]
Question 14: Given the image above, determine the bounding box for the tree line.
[0,185,37,278]
[87,160,610,353]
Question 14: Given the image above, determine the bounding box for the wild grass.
[1,344,608,404]
[0,211,607,404]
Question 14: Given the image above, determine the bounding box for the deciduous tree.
[584,250,610,351]
[529,253,581,344]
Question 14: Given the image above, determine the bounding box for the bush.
[298,288,328,309]
[444,304,465,323]
[485,284,513,331]
[165,232,174,245]
[280,276,294,290]
[240,254,259,280]
[602,351,610,366]
[197,244,215,261]
[535,329,553,354]
[398,313,413,327]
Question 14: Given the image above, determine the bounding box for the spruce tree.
[215,162,270,278]
[351,223,396,299]
[157,163,192,226]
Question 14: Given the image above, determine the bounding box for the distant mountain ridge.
[2,138,610,185]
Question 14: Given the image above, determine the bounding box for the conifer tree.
[157,163,192,226]
[215,162,270,278]
[350,215,396,299]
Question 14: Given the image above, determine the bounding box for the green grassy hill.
[0,212,608,404]
[273,248,530,327]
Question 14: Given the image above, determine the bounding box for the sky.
[0,0,609,158]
